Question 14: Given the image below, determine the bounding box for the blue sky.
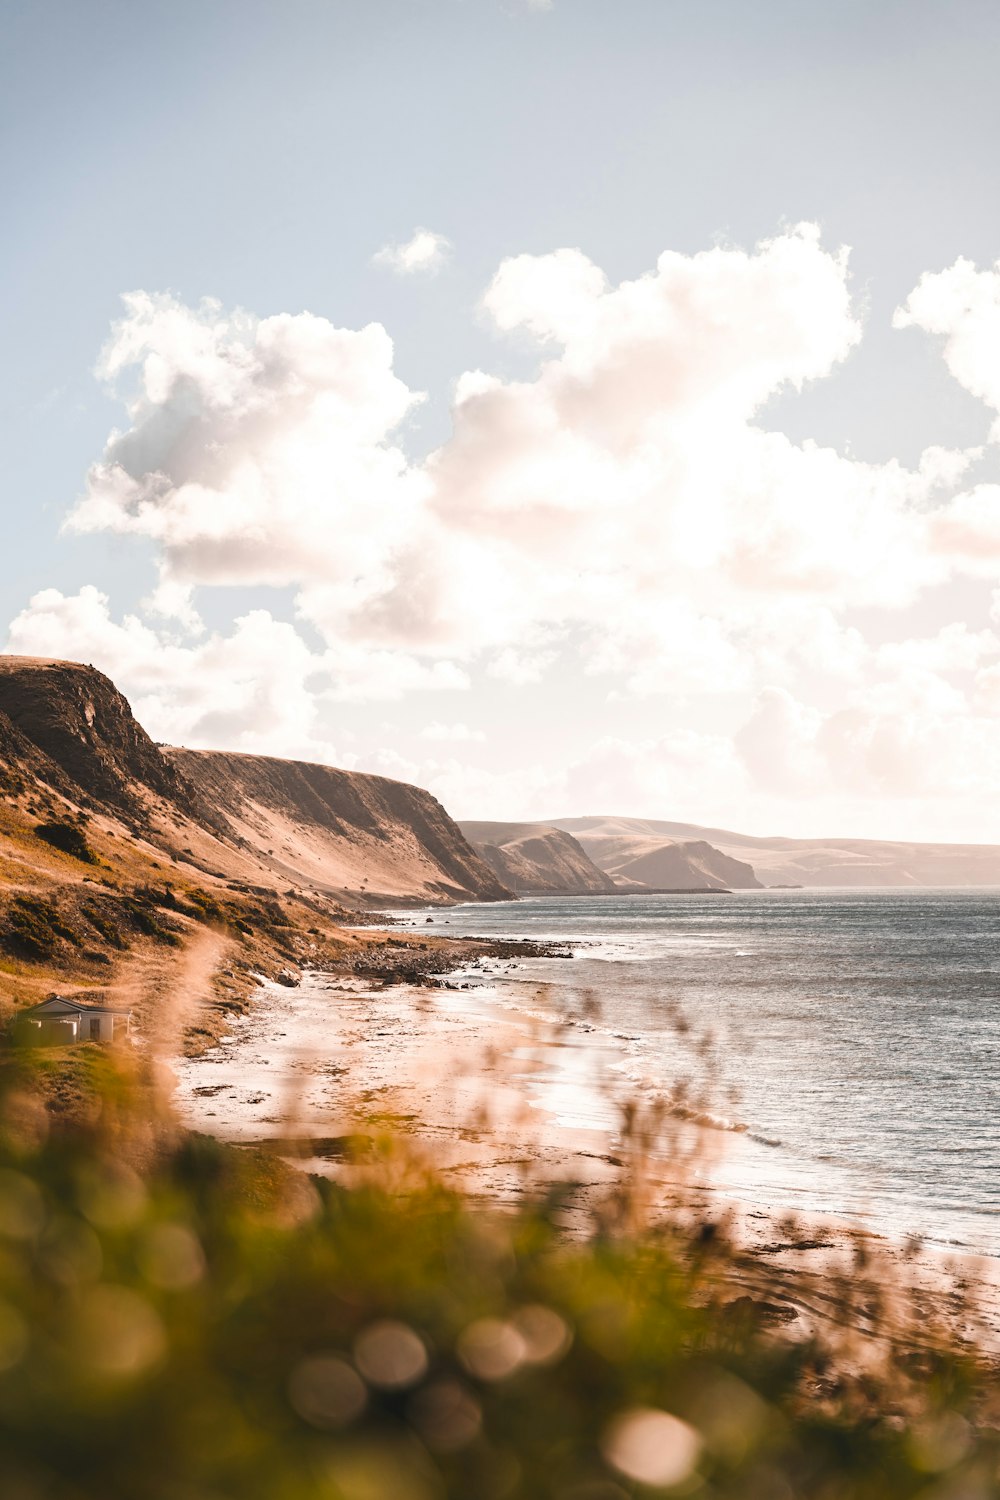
[6,0,1000,837]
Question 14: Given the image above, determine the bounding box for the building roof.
[23,995,133,1018]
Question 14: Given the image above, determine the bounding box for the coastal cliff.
[0,654,513,1041]
[0,655,506,906]
[459,820,616,895]
[170,749,511,904]
[604,836,763,891]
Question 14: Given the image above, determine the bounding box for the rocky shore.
[324,929,571,987]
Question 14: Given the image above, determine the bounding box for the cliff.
[458,821,616,895]
[543,818,763,890]
[169,750,510,904]
[0,655,507,905]
[0,658,199,819]
[606,838,762,891]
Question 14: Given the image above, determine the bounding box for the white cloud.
[69,291,428,622]
[486,644,560,684]
[373,228,452,276]
[895,258,1000,438]
[6,586,467,757]
[13,228,1000,835]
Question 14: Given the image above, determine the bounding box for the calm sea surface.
[394,890,1000,1255]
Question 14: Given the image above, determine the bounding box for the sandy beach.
[173,954,623,1210]
[174,946,1000,1362]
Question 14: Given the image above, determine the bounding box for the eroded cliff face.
[0,656,508,905]
[0,657,227,833]
[459,822,616,895]
[169,750,511,903]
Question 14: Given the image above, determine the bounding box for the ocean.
[394,889,1000,1256]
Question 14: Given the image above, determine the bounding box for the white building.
[18,995,133,1045]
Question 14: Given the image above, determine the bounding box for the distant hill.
[603,838,762,891]
[550,815,1000,888]
[460,820,760,892]
[459,821,616,895]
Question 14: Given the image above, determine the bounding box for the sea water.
[393,889,1000,1256]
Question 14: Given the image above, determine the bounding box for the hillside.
[534,817,759,890]
[0,657,220,829]
[459,821,616,894]
[0,655,511,1043]
[171,750,510,904]
[607,837,762,890]
[551,815,1000,887]
[0,656,506,906]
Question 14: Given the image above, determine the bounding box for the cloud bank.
[11,227,1000,836]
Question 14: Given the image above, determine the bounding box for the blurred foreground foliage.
[0,1044,997,1500]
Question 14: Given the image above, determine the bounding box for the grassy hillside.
[459,821,616,894]
[0,656,512,1048]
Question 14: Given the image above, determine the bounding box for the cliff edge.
[0,655,507,905]
[170,750,510,904]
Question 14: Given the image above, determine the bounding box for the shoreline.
[390,892,1000,1265]
[172,953,1000,1357]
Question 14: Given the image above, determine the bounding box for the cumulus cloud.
[895,258,1000,437]
[6,586,467,757]
[70,292,428,617]
[13,228,1000,834]
[373,228,452,276]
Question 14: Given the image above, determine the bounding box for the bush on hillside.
[2,894,82,959]
[35,819,98,864]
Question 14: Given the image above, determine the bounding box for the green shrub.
[2,895,82,959]
[81,901,128,951]
[35,820,99,864]
[0,1052,993,1500]
[119,894,182,946]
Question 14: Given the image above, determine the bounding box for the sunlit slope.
[461,819,761,891]
[0,654,508,910]
[171,750,510,903]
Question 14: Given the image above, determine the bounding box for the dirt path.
[108,921,236,1058]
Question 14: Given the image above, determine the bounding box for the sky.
[6,0,1000,840]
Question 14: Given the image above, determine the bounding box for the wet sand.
[172,960,623,1212]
